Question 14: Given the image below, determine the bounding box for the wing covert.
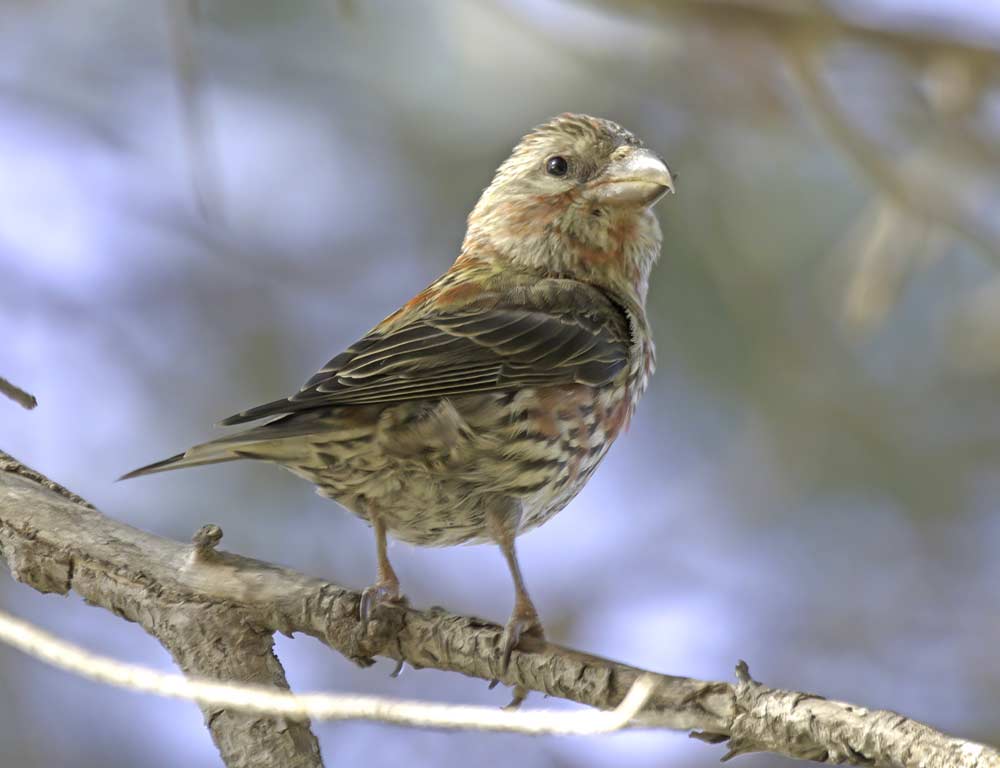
[219,280,629,425]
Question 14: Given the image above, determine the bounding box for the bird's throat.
[462,203,661,309]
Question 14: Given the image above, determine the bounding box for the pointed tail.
[120,411,329,481]
[119,444,243,481]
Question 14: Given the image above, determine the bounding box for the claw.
[492,619,542,706]
[359,581,404,626]
[503,686,529,710]
[498,613,545,676]
[389,659,405,678]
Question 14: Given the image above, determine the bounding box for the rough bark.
[0,453,322,768]
[1,450,997,768]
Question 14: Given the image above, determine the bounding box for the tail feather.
[119,412,327,481]
[119,447,241,480]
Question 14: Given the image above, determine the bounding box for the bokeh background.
[3,1,1000,766]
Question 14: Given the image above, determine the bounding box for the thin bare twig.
[0,607,654,735]
[0,377,36,410]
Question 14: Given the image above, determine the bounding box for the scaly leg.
[488,507,546,676]
[359,514,405,625]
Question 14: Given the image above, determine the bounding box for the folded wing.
[219,280,630,425]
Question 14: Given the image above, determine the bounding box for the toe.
[499,621,522,674]
[359,582,405,625]
[499,615,545,675]
[359,587,374,624]
[502,685,529,710]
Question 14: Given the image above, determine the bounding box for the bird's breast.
[282,377,642,546]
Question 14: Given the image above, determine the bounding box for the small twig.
[190,523,224,563]
[0,607,654,735]
[0,377,37,410]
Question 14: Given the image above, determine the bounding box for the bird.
[123,113,674,675]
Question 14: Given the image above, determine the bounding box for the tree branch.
[158,601,323,768]
[1,449,997,768]
[0,454,322,768]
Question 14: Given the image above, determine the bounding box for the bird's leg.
[488,508,546,676]
[359,513,405,625]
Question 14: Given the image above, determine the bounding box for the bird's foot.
[498,610,546,676]
[487,612,544,707]
[359,580,406,626]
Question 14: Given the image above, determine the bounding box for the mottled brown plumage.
[124,113,674,675]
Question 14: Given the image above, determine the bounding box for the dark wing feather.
[219,281,629,425]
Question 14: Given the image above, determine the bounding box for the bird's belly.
[281,384,631,546]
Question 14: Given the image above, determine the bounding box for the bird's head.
[463,113,674,305]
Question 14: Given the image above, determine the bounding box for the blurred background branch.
[786,38,1000,265]
[591,0,1000,63]
[0,607,656,736]
[165,0,224,226]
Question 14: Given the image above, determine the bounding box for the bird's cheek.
[495,197,565,233]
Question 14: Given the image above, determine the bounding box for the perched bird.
[124,113,674,672]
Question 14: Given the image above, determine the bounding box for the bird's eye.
[546,156,569,177]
